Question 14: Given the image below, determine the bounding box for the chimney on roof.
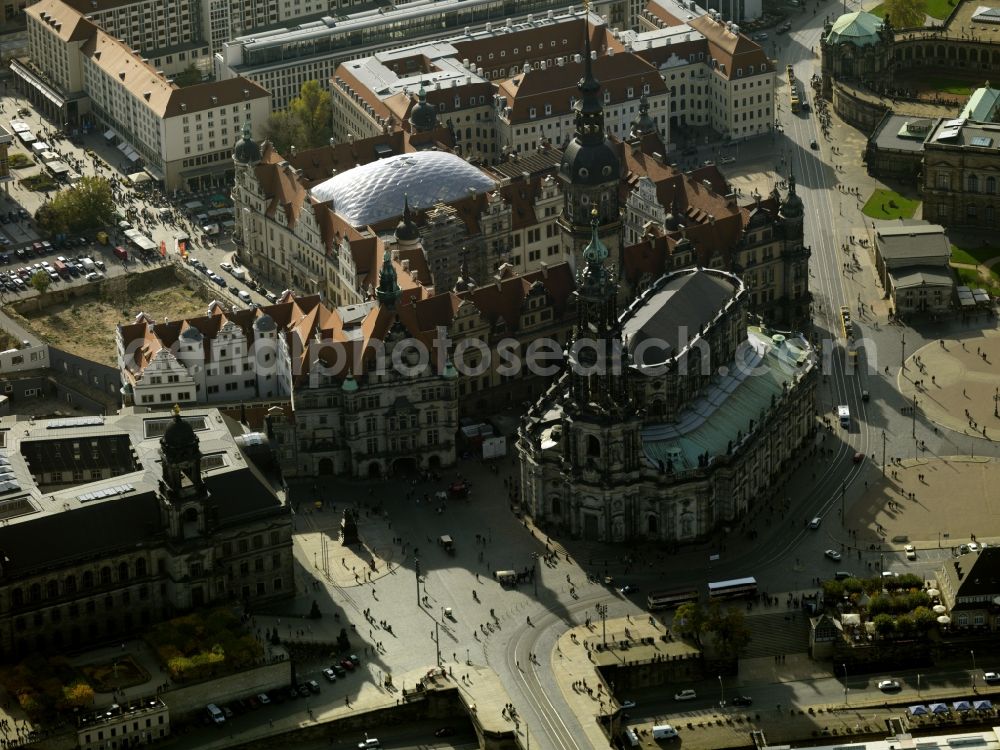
[119,71,126,80]
[143,91,151,100]
[709,214,716,225]
[590,50,597,60]
[180,103,186,111]
[608,47,614,56]
[329,137,336,147]
[573,54,581,63]
[243,88,249,98]
[290,145,297,156]
[211,96,218,104]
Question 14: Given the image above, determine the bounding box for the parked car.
[85,272,102,282]
[434,727,455,737]
[904,544,916,560]
[332,664,346,678]
[984,671,1000,684]
[286,686,300,701]
[257,693,270,705]
[323,668,337,682]
[825,549,842,561]
[730,695,753,707]
[220,261,233,272]
[620,700,636,709]
[341,659,356,671]
[349,654,361,666]
[619,584,638,595]
[297,684,311,698]
[877,679,901,691]
[674,690,697,701]
[307,680,321,694]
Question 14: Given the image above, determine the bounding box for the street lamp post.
[718,675,724,708]
[917,672,921,696]
[843,663,849,705]
[882,430,886,476]
[971,650,977,687]
[533,552,539,597]
[994,387,999,418]
[596,603,608,646]
[912,395,918,438]
[901,331,906,371]
[415,557,421,606]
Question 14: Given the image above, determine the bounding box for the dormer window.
[627,87,634,98]
[643,83,650,94]
[603,92,611,104]
[529,107,537,119]
[544,103,552,115]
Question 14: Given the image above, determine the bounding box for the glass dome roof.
[311,151,497,227]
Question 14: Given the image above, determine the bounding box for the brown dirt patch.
[79,655,150,692]
[10,275,213,366]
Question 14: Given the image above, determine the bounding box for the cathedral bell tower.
[557,8,622,271]
[566,210,630,415]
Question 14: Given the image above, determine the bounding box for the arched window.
[118,562,129,583]
[65,575,77,594]
[551,497,562,515]
[587,435,601,457]
[82,571,94,589]
[29,583,41,602]
[11,588,23,607]
[986,176,996,195]
[968,174,979,193]
[647,515,659,534]
[46,580,58,599]
[136,559,147,578]
[184,507,199,523]
[100,566,112,585]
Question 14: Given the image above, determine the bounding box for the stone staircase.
[743,610,810,658]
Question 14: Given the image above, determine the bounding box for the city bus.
[707,576,758,600]
[646,588,699,611]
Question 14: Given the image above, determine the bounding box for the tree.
[704,603,752,657]
[262,80,333,156]
[873,613,895,637]
[172,63,203,87]
[672,602,706,644]
[881,0,923,29]
[912,606,936,630]
[34,176,115,236]
[30,269,50,295]
[63,682,95,708]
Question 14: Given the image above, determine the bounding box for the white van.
[206,703,225,724]
[624,728,640,747]
[653,724,678,739]
[237,290,252,304]
[837,404,850,428]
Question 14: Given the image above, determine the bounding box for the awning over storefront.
[126,149,140,162]
[9,59,67,108]
[117,141,129,153]
[103,129,116,141]
[144,163,165,181]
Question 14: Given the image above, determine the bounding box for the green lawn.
[920,76,974,96]
[950,242,999,267]
[955,266,1000,296]
[870,0,955,20]
[861,189,921,220]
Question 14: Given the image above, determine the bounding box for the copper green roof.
[826,11,883,47]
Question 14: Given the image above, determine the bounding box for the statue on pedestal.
[341,508,359,546]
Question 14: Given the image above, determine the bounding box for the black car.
[286,686,300,701]
[809,140,818,150]
[434,727,455,737]
[730,696,753,707]
[332,664,346,678]
[297,684,311,698]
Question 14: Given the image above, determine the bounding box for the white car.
[674,689,697,701]
[256,693,270,705]
[984,671,1000,684]
[808,517,822,529]
[85,272,102,282]
[220,261,233,272]
[620,700,636,709]
[904,544,916,560]
[968,542,980,552]
[877,679,900,691]
[825,549,842,561]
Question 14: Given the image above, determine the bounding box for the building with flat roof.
[921,119,1000,230]
[77,697,170,750]
[0,407,293,655]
